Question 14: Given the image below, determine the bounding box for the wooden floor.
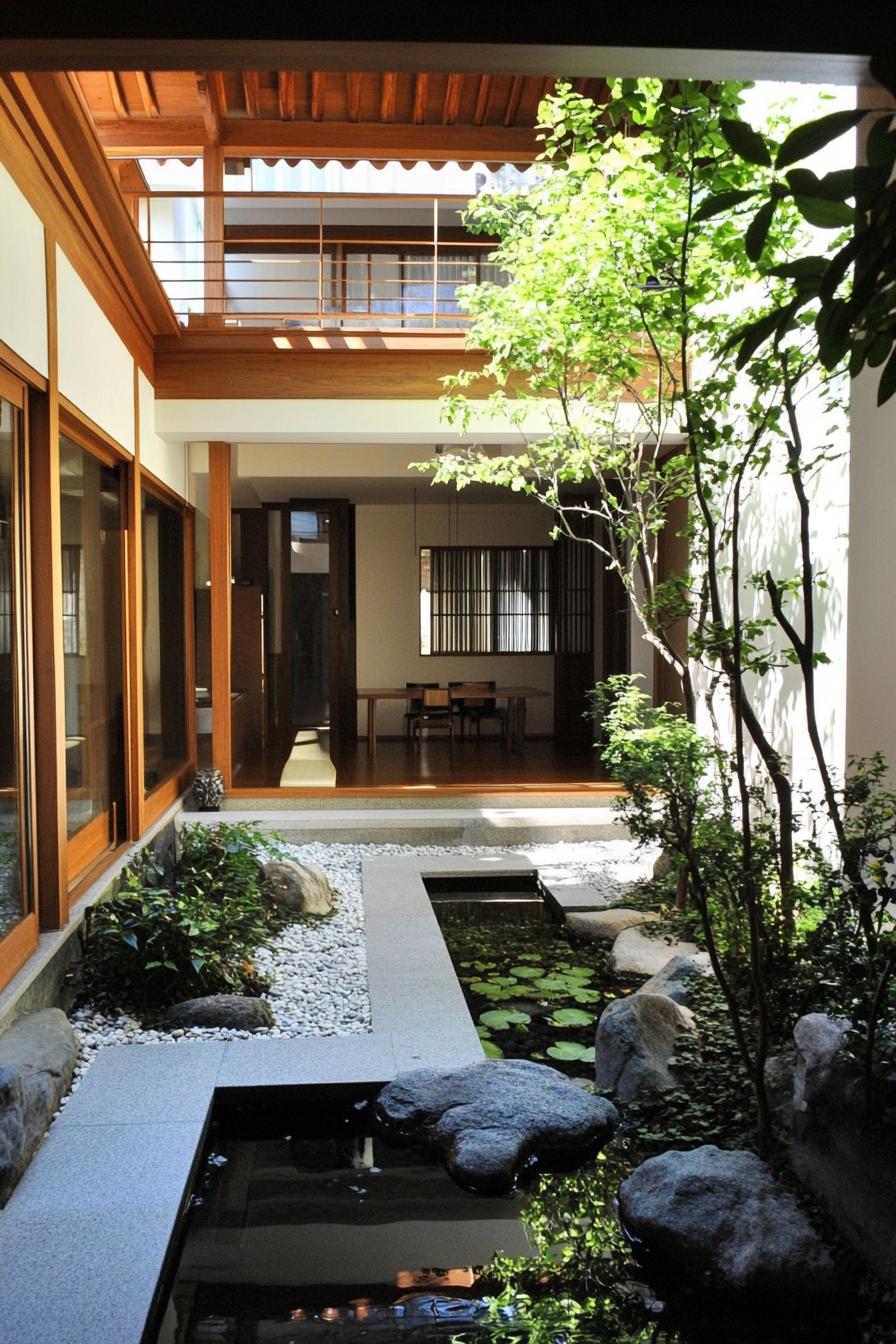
[231,734,615,795]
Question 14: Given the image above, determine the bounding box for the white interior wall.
[139,371,187,499]
[355,501,557,736]
[0,163,48,377]
[56,248,135,454]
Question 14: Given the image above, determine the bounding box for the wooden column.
[209,440,232,785]
[124,363,145,839]
[203,146,225,315]
[30,236,68,927]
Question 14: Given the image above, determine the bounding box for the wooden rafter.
[473,74,492,125]
[242,70,260,118]
[197,72,223,144]
[412,72,428,124]
[504,74,524,126]
[134,70,159,117]
[442,73,463,125]
[346,71,362,122]
[106,70,128,118]
[278,70,296,120]
[380,71,396,122]
[310,70,325,121]
[92,116,541,161]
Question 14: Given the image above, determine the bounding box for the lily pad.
[570,989,604,1004]
[481,1039,504,1059]
[547,1040,596,1063]
[534,977,575,992]
[479,1008,531,1030]
[509,966,545,979]
[548,1007,596,1027]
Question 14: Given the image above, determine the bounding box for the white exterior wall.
[138,370,187,500]
[0,164,48,377]
[355,501,557,736]
[56,247,135,454]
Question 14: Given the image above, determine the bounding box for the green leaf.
[732,306,791,369]
[775,108,867,169]
[877,347,896,408]
[745,200,776,262]
[548,1007,596,1027]
[691,188,759,223]
[720,118,772,166]
[479,1009,531,1029]
[866,114,896,170]
[120,932,140,951]
[481,1039,504,1059]
[793,195,854,229]
[509,965,545,978]
[546,1040,592,1061]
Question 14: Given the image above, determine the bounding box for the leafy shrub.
[78,821,289,1014]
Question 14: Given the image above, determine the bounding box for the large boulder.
[374,1059,619,1194]
[566,908,659,943]
[635,951,714,1007]
[0,1008,78,1206]
[261,858,335,916]
[793,1013,852,1115]
[164,994,274,1030]
[618,1145,849,1306]
[611,927,699,977]
[595,993,696,1101]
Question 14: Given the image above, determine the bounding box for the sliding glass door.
[0,375,34,965]
[60,433,125,877]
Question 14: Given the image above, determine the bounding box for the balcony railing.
[125,190,504,329]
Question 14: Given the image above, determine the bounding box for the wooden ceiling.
[73,70,609,166]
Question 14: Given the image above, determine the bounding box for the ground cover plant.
[77,821,291,1015]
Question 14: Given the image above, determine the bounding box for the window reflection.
[142,488,187,793]
[0,397,27,938]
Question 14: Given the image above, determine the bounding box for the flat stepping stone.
[374,1059,619,1194]
[612,927,699,977]
[566,908,660,942]
[543,883,611,914]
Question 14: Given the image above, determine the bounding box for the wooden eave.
[0,72,181,372]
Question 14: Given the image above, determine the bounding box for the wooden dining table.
[356,685,549,757]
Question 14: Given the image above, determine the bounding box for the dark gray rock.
[374,1059,619,1194]
[618,1145,848,1305]
[262,858,335,916]
[0,1008,78,1206]
[164,994,274,1030]
[793,1012,852,1114]
[595,993,695,1101]
[635,951,714,1007]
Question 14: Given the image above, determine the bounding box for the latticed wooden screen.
[422,546,553,654]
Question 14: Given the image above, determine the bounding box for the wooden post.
[209,441,232,785]
[203,146,225,316]
[124,363,145,839]
[30,235,68,927]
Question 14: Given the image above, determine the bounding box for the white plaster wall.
[56,247,134,454]
[355,501,557,736]
[846,370,896,766]
[138,370,187,499]
[0,164,48,377]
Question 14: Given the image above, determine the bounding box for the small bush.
[78,821,289,1014]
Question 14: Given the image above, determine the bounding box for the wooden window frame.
[421,544,554,657]
[139,468,196,828]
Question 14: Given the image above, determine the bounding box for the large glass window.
[142,487,187,794]
[0,391,31,941]
[60,435,125,862]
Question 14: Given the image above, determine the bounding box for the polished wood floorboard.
[232,735,615,794]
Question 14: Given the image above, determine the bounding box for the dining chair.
[410,686,455,743]
[455,680,508,743]
[403,682,438,737]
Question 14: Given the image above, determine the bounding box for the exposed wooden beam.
[443,73,463,125]
[505,74,524,126]
[346,71,362,122]
[93,116,541,161]
[277,69,295,120]
[134,70,159,117]
[242,70,260,117]
[473,74,492,124]
[106,69,128,119]
[380,71,397,122]
[197,72,222,144]
[310,70,325,121]
[412,72,428,124]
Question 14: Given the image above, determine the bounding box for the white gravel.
[65,837,653,1099]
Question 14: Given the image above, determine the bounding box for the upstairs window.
[420,546,552,656]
